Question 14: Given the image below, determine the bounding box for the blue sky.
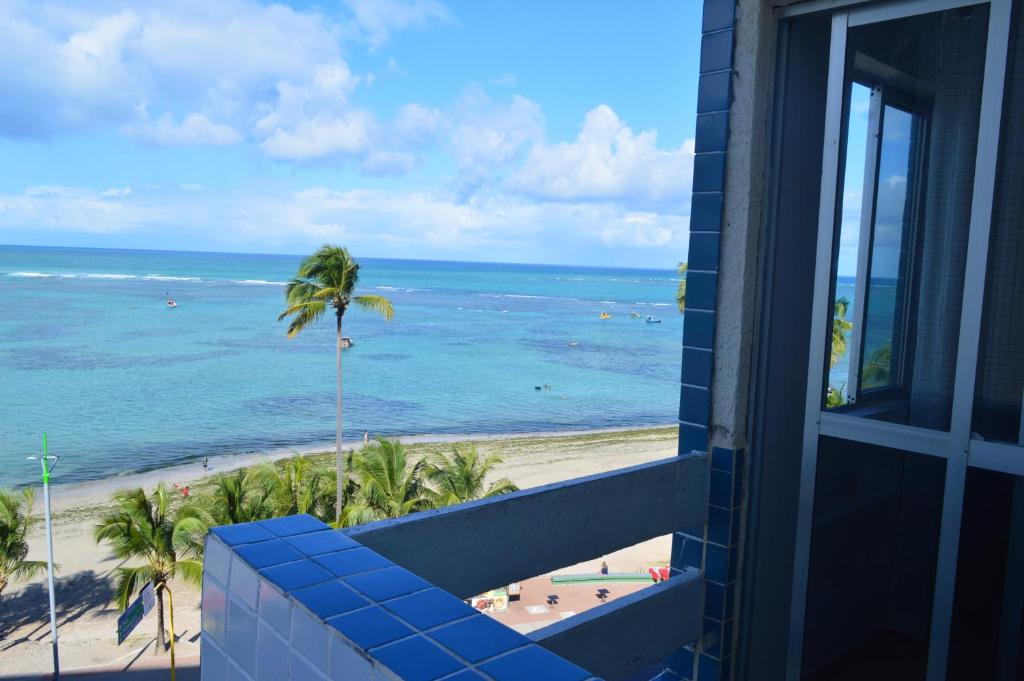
[0,0,701,267]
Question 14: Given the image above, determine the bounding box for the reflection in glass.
[821,5,990,431]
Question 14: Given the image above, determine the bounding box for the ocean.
[0,245,683,488]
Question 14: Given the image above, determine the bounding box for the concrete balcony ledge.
[199,455,709,680]
[201,515,598,681]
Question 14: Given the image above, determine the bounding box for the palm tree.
[676,263,687,313]
[0,488,47,598]
[863,343,892,387]
[270,456,337,523]
[424,445,518,507]
[204,466,277,526]
[341,439,431,526]
[278,245,394,521]
[93,485,206,654]
[831,296,853,368]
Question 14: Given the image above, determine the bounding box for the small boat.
[340,337,354,348]
[645,316,662,324]
[599,312,611,320]
[166,299,177,309]
[630,312,642,319]
[568,341,580,347]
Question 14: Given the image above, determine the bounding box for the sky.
[0,0,702,268]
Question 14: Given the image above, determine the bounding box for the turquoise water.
[0,245,683,487]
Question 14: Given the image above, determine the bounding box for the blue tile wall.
[669,1,741,679]
[200,515,601,681]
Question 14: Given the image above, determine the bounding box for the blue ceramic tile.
[678,422,708,456]
[679,385,710,426]
[685,271,718,312]
[711,447,734,473]
[700,29,734,74]
[709,469,733,509]
[382,588,477,630]
[284,530,360,556]
[328,606,413,650]
[681,346,713,389]
[439,671,486,680]
[479,645,590,681]
[665,646,695,677]
[705,543,728,583]
[703,0,736,33]
[293,580,367,619]
[291,606,330,672]
[346,566,430,602]
[235,540,304,570]
[693,153,726,194]
[227,598,258,677]
[314,547,392,578]
[705,582,726,621]
[697,72,731,114]
[373,636,464,681]
[258,514,328,538]
[429,615,528,664]
[690,193,723,232]
[698,652,724,681]
[687,232,721,272]
[682,309,715,350]
[259,578,290,636]
[211,523,275,546]
[256,621,289,681]
[202,578,228,648]
[260,559,332,592]
[707,506,732,547]
[201,636,228,681]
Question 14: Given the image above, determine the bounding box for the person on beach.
[202,457,209,474]
[600,561,609,575]
[181,485,190,498]
[363,431,369,445]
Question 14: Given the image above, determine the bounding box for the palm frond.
[353,295,395,321]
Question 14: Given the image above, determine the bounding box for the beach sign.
[117,582,156,645]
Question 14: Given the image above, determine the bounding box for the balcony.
[199,453,708,680]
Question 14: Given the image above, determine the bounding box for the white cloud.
[124,111,242,146]
[342,0,453,48]
[509,104,694,207]
[259,111,373,160]
[101,187,132,197]
[445,90,545,197]
[0,185,159,233]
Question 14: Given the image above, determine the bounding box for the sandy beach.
[0,425,679,677]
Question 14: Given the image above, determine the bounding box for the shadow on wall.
[0,570,116,644]
[0,665,199,681]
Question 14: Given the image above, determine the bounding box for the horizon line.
[0,242,684,273]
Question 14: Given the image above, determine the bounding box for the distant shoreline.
[44,424,678,510]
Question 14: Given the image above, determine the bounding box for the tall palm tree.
[278,245,394,521]
[676,263,687,313]
[424,445,518,507]
[341,439,431,526]
[204,466,277,526]
[93,485,206,654]
[0,488,47,598]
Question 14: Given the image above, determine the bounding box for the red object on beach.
[182,486,190,498]
[648,567,660,582]
[659,567,670,581]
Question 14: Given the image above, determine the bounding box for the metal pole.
[41,433,60,679]
[163,584,176,681]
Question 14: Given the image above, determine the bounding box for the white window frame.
[785,1,1014,680]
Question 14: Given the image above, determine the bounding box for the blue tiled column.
[670,1,740,680]
[200,515,599,681]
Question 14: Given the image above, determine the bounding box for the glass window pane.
[973,0,1024,447]
[823,5,990,431]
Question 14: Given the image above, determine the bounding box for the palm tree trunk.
[155,585,166,654]
[336,311,345,522]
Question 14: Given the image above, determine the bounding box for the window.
[823,5,990,431]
